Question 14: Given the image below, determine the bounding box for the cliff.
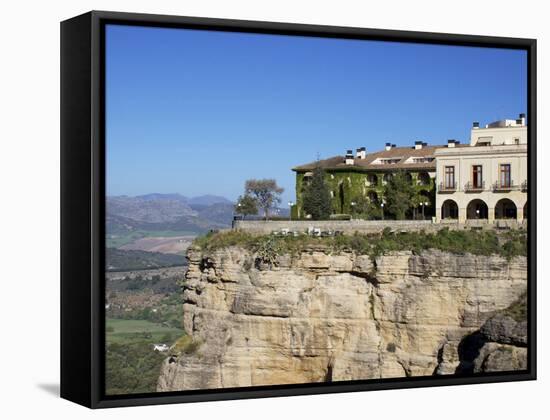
[157,246,527,391]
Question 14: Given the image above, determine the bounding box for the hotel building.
[434,114,528,223]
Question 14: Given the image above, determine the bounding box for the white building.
[153,343,170,352]
[434,114,528,223]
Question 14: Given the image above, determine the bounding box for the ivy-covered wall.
[294,169,435,218]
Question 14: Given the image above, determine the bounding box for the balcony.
[464,181,485,192]
[438,181,457,193]
[492,181,518,192]
[521,180,528,192]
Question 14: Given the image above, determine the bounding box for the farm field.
[106,318,183,345]
[107,230,196,249]
[119,235,196,254]
[105,318,185,395]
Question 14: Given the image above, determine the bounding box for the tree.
[244,179,284,221]
[234,195,258,219]
[410,191,423,220]
[302,165,332,220]
[351,195,383,220]
[383,170,415,220]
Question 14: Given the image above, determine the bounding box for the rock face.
[455,297,528,374]
[157,247,527,391]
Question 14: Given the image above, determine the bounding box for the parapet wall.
[232,219,525,235]
[234,219,434,234]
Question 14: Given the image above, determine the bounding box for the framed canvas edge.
[61,10,537,409]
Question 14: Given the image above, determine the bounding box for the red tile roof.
[292,144,454,172]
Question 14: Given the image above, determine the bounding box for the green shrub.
[172,335,201,355]
[192,229,527,260]
[329,214,351,221]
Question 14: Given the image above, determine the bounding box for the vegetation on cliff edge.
[193,228,526,260]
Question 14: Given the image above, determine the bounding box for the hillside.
[107,194,235,236]
[106,248,186,271]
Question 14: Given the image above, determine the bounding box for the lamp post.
[237,202,243,220]
[381,202,385,220]
[421,201,429,220]
[288,201,293,221]
[350,201,356,218]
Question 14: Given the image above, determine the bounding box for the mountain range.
[107,194,235,234]
[107,193,290,236]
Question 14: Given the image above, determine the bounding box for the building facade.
[434,115,528,223]
[292,142,439,219]
[292,114,528,223]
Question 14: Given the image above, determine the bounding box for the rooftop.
[292,144,451,172]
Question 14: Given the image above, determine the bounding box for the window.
[500,164,511,187]
[472,165,483,188]
[412,157,434,164]
[444,166,455,189]
[514,138,520,145]
[379,158,401,165]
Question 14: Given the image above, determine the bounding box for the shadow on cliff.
[454,331,487,374]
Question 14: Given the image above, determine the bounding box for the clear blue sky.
[106,24,527,205]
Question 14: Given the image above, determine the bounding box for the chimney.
[414,140,423,150]
[519,113,526,125]
[345,149,354,165]
[356,147,367,159]
[472,121,480,129]
[385,142,392,151]
[447,139,456,148]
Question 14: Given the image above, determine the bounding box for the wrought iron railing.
[492,181,518,191]
[438,181,457,192]
[464,181,485,192]
[521,180,528,192]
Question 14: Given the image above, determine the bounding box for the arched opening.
[383,173,393,184]
[495,198,517,219]
[418,172,431,186]
[466,199,488,219]
[367,173,378,186]
[367,191,378,203]
[523,202,528,219]
[441,199,458,220]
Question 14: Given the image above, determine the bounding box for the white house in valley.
[434,114,528,223]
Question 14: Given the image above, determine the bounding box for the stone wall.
[232,219,526,235]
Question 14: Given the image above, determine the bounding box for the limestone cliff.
[157,246,527,391]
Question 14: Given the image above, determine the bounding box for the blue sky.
[106,24,527,205]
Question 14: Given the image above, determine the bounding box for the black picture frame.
[60,10,537,409]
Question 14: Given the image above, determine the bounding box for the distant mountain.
[187,195,233,206]
[137,193,189,203]
[192,202,236,226]
[134,193,231,206]
[107,193,290,239]
[107,195,196,224]
[106,194,236,236]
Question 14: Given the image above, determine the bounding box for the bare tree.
[244,179,284,221]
